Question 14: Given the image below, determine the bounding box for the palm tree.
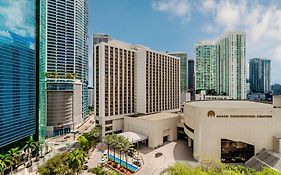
[33,142,42,161]
[111,134,118,162]
[115,138,123,165]
[67,149,85,175]
[24,138,35,163]
[7,147,21,174]
[123,139,133,169]
[103,135,112,160]
[0,154,8,175]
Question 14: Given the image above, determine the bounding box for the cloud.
[195,0,281,82]
[152,0,191,21]
[0,0,35,38]
[0,31,11,39]
[200,0,217,14]
[201,24,218,34]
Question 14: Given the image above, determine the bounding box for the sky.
[88,0,281,87]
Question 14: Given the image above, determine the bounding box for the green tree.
[0,154,8,175]
[257,167,281,175]
[167,163,191,175]
[123,139,133,169]
[78,135,90,152]
[111,134,118,162]
[24,138,35,163]
[33,141,42,161]
[88,164,105,175]
[38,152,72,175]
[67,149,85,175]
[103,135,112,160]
[115,136,125,165]
[7,147,21,173]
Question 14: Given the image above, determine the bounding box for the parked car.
[155,152,162,158]
[133,161,141,167]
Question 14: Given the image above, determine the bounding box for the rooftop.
[186,100,272,109]
[135,112,179,121]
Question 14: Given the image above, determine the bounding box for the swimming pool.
[108,154,138,172]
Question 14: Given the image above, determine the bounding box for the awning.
[118,131,148,144]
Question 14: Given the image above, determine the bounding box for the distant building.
[249,58,271,93]
[188,59,195,100]
[88,87,93,107]
[168,52,188,93]
[195,90,230,101]
[272,84,281,95]
[195,41,216,92]
[168,52,189,104]
[246,78,251,95]
[216,31,246,99]
[93,33,112,45]
[94,40,180,135]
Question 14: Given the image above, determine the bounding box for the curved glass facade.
[0,0,36,147]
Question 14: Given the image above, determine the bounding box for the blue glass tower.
[249,58,271,93]
[0,0,36,148]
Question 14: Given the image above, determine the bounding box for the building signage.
[207,110,272,118]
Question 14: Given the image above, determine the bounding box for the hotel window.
[105,120,113,125]
[105,126,112,131]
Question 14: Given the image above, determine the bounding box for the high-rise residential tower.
[216,31,246,99]
[168,52,188,93]
[195,41,216,92]
[249,58,271,93]
[94,40,180,135]
[188,60,195,90]
[0,0,37,148]
[45,0,88,137]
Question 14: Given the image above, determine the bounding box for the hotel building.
[94,40,180,135]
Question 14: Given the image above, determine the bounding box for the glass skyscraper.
[0,0,36,147]
[168,52,188,93]
[195,41,216,92]
[249,58,271,93]
[45,0,88,136]
[216,31,246,99]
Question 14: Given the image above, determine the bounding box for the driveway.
[137,140,198,175]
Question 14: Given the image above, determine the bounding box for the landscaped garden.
[86,134,141,175]
[163,158,281,175]
[0,138,46,175]
[38,125,101,175]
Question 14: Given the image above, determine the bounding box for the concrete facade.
[46,80,83,137]
[94,40,180,136]
[183,100,281,161]
[124,113,180,148]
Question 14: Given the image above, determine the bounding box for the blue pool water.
[108,154,138,171]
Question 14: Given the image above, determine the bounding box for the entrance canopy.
[118,131,147,144]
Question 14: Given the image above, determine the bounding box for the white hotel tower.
[94,40,180,135]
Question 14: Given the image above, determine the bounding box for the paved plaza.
[138,140,198,175]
